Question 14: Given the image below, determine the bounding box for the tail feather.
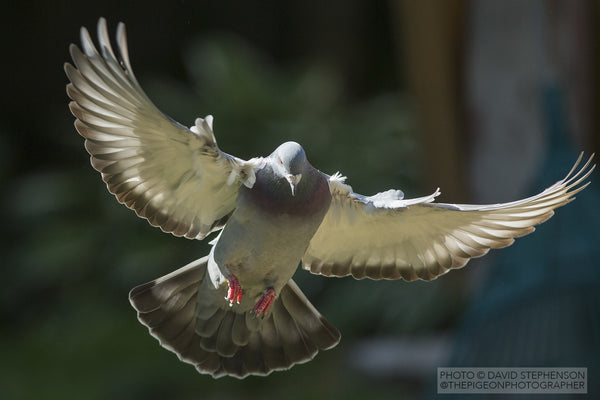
[256,315,289,370]
[279,280,340,351]
[271,295,318,363]
[130,257,206,313]
[129,256,341,378]
[231,313,252,346]
[215,312,237,356]
[195,306,225,337]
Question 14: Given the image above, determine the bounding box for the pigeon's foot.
[252,288,276,317]
[226,274,242,306]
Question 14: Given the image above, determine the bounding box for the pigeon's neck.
[240,164,331,217]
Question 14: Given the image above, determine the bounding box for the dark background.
[1,1,599,399]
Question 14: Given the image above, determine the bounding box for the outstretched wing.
[303,153,595,281]
[65,18,260,239]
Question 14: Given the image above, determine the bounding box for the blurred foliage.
[149,34,421,193]
[1,34,459,400]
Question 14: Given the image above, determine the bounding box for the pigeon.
[64,18,595,379]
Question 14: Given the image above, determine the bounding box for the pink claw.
[226,275,242,305]
[253,288,276,317]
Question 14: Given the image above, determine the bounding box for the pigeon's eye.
[279,158,284,166]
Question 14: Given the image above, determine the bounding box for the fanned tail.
[129,256,340,378]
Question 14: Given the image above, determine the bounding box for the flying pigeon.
[64,18,595,379]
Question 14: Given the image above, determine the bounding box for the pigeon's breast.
[240,168,332,218]
[212,167,332,295]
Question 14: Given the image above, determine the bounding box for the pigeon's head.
[271,141,307,196]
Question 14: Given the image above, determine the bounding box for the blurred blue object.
[434,85,600,399]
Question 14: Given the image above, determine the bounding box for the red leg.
[226,274,242,305]
[252,288,276,317]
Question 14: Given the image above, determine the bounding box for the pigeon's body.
[65,18,595,379]
[209,144,332,311]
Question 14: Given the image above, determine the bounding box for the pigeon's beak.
[285,174,302,196]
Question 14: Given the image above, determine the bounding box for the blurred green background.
[1,1,599,399]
